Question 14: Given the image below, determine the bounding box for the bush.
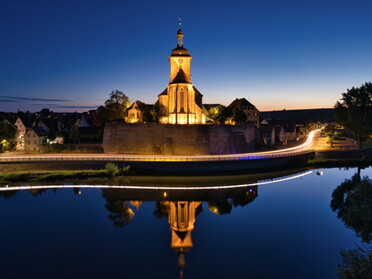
[105,163,120,177]
[122,165,131,174]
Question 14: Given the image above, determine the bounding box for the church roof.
[157,86,203,109]
[171,46,190,56]
[158,88,168,97]
[193,86,203,108]
[170,68,192,84]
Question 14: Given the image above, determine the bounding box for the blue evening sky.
[0,0,371,112]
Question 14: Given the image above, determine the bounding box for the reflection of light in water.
[0,171,313,192]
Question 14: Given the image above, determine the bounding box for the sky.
[0,0,371,112]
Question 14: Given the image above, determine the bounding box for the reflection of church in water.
[101,185,258,276]
[164,185,258,274]
[168,201,202,273]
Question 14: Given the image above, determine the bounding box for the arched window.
[180,88,185,110]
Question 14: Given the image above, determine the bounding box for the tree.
[324,123,336,147]
[0,120,17,152]
[104,90,131,121]
[330,173,372,243]
[208,105,233,124]
[330,172,372,278]
[105,200,135,228]
[153,201,170,219]
[136,101,156,123]
[337,248,372,279]
[335,82,372,148]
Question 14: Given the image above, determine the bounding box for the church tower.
[158,25,205,124]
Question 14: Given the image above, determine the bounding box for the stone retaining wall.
[103,123,257,155]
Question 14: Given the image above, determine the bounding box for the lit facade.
[14,117,26,147]
[158,29,205,124]
[228,98,260,127]
[127,101,143,123]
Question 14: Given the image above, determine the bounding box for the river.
[0,166,370,279]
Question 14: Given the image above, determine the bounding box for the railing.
[0,130,318,163]
[0,149,314,163]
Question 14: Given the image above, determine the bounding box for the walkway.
[0,130,318,163]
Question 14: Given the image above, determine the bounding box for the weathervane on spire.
[178,17,182,27]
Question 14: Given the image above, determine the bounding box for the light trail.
[0,171,313,191]
[0,130,318,163]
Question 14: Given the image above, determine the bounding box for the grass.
[0,163,131,183]
[0,169,108,183]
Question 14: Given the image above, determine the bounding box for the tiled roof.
[31,126,48,137]
[158,88,168,97]
[170,68,191,84]
[193,86,203,108]
[228,98,255,110]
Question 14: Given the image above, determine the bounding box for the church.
[157,28,206,124]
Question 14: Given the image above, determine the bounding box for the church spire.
[176,17,184,48]
[177,29,184,48]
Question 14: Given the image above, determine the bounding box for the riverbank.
[1,158,371,184]
[307,158,372,168]
[0,169,108,184]
[309,148,372,168]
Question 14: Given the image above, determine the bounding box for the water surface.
[0,167,370,279]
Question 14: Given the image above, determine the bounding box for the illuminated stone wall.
[103,123,257,155]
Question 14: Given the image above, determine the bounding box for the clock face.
[178,59,183,64]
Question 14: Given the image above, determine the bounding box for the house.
[274,125,286,144]
[296,123,307,139]
[228,98,260,127]
[127,101,143,123]
[33,120,50,134]
[24,126,48,152]
[14,117,27,147]
[284,124,297,141]
[74,114,90,127]
[259,125,275,145]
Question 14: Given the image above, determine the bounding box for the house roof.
[228,98,256,110]
[30,126,48,137]
[128,101,140,111]
[170,68,192,84]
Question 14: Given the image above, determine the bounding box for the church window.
[180,88,185,110]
